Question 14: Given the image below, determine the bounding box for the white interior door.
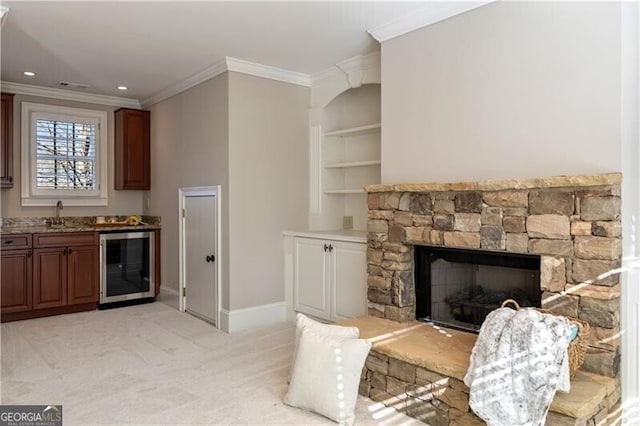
[184,194,217,324]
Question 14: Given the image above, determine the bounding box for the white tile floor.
[1,300,419,425]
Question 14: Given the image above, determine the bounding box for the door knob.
[206,255,215,263]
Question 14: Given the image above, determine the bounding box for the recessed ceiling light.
[23,71,36,77]
[117,86,128,91]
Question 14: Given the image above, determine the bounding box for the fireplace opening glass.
[415,246,541,332]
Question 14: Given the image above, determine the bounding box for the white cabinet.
[331,240,368,321]
[291,236,367,322]
[293,237,331,320]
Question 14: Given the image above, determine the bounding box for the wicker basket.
[500,299,589,378]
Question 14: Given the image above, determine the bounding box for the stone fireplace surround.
[365,173,622,379]
[357,173,624,424]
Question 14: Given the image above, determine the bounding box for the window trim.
[21,102,108,206]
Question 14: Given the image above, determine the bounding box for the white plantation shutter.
[21,102,108,206]
[35,119,97,190]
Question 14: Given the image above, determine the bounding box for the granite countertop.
[1,224,161,235]
[0,216,161,235]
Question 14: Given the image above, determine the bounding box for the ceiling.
[0,1,432,103]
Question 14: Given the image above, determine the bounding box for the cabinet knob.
[27,250,32,258]
[328,244,333,253]
[323,244,329,252]
[68,248,73,254]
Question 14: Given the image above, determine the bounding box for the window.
[21,103,108,206]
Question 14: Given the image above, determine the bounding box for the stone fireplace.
[365,173,622,378]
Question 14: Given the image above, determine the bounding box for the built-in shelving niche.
[314,84,381,231]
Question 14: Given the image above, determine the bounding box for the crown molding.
[224,57,311,87]
[0,81,141,108]
[141,56,310,108]
[368,1,493,43]
[140,60,227,108]
[0,6,8,28]
[311,52,380,86]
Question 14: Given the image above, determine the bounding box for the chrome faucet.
[52,200,64,226]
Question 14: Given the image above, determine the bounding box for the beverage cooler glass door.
[100,231,155,304]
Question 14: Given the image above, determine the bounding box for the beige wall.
[228,72,309,310]
[381,1,640,406]
[381,1,622,184]
[147,74,229,299]
[1,94,145,217]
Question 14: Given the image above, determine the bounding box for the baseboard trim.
[220,301,286,333]
[159,286,179,298]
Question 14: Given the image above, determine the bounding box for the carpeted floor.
[0,300,420,425]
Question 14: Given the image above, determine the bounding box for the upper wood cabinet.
[115,108,150,190]
[1,93,14,188]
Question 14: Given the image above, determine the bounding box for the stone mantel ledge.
[365,172,622,193]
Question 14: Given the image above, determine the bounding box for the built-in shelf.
[324,189,366,194]
[309,84,381,231]
[324,123,381,138]
[324,160,381,169]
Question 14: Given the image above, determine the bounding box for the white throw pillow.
[284,327,372,425]
[289,313,359,382]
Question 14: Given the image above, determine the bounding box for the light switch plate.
[342,215,353,230]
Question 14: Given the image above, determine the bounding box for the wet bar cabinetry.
[1,93,14,187]
[1,232,99,322]
[115,108,150,190]
[1,234,32,314]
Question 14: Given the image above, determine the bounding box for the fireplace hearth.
[414,246,541,331]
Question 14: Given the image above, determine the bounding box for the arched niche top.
[310,54,381,109]
[321,84,381,134]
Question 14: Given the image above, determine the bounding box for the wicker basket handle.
[501,299,521,310]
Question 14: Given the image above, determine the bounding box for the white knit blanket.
[464,307,573,426]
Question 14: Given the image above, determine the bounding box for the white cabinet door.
[293,238,331,321]
[331,241,367,321]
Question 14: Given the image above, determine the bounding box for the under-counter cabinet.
[115,108,150,190]
[292,236,367,322]
[1,93,14,187]
[33,232,99,308]
[1,232,99,322]
[1,235,32,313]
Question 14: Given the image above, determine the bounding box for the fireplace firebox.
[415,246,541,332]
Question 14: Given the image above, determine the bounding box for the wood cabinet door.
[1,249,32,313]
[33,248,67,309]
[1,93,14,188]
[115,108,150,190]
[331,241,367,321]
[293,238,331,321]
[67,245,99,305]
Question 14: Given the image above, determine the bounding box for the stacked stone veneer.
[365,173,622,378]
[359,352,620,426]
